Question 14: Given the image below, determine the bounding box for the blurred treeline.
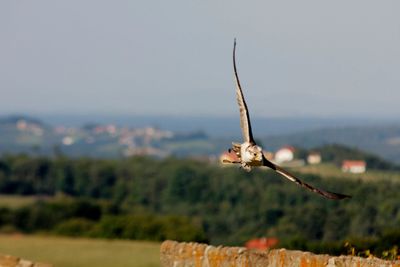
[0,154,399,257]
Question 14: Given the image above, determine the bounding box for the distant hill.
[312,144,400,170]
[0,115,217,158]
[0,115,45,126]
[1,114,400,164]
[38,114,400,137]
[261,125,400,163]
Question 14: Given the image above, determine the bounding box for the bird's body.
[241,142,262,163]
[228,39,351,200]
[238,142,263,170]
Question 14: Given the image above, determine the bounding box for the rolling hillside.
[1,115,400,163]
[261,125,400,163]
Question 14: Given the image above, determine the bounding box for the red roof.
[342,160,366,168]
[245,238,278,250]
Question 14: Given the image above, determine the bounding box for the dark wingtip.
[326,192,352,200]
[339,194,352,200]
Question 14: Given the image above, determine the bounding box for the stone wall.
[160,240,400,267]
[0,254,52,267]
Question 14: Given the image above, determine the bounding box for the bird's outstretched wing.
[262,156,351,200]
[233,39,255,144]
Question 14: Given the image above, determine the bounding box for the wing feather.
[262,156,351,200]
[233,39,255,143]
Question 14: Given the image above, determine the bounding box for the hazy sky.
[1,1,400,118]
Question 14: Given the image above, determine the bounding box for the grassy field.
[0,235,160,267]
[296,163,400,182]
[0,195,39,209]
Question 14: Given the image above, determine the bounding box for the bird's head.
[246,144,263,162]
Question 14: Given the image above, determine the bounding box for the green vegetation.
[0,234,160,267]
[297,163,400,182]
[0,154,399,257]
[0,199,206,242]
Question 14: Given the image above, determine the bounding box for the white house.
[341,160,366,174]
[307,152,322,165]
[274,146,295,163]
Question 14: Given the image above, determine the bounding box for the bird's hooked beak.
[249,146,263,162]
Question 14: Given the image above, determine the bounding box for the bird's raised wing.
[262,156,351,200]
[233,39,255,144]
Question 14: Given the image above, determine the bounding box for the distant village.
[7,118,367,173]
[13,118,175,157]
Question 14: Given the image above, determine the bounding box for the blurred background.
[0,1,399,266]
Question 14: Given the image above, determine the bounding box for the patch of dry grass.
[0,234,160,267]
[0,195,38,209]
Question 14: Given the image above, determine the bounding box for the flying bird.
[226,39,351,200]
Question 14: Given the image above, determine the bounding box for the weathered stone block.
[0,254,52,267]
[0,254,19,267]
[161,240,400,267]
[16,259,33,267]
